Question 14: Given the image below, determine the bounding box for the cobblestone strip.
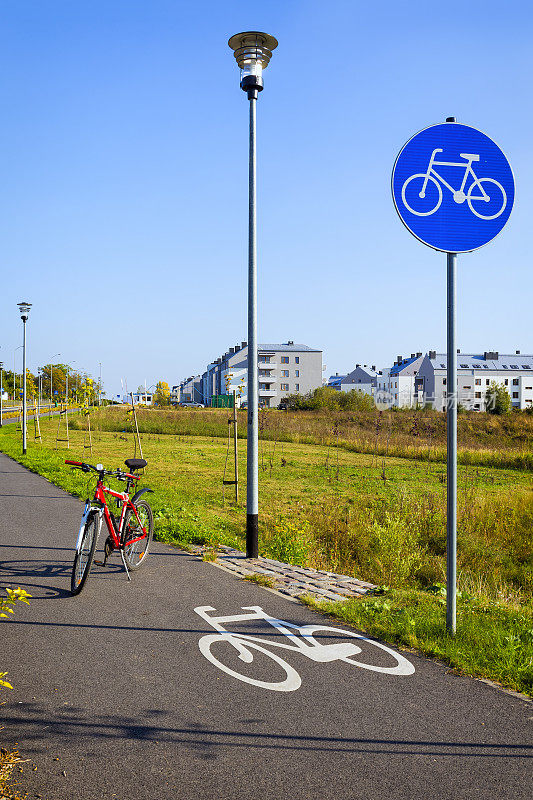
[189,544,376,602]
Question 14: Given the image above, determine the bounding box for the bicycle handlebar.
[64,460,139,481]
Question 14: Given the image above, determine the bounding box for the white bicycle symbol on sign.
[401,148,507,220]
[194,605,415,692]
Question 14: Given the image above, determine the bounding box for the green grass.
[1,417,532,696]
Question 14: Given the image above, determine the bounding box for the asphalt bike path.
[0,452,531,800]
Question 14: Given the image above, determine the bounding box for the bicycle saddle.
[460,152,480,161]
[125,458,147,472]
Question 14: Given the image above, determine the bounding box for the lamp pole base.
[246,514,258,559]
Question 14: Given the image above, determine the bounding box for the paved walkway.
[190,544,376,601]
[1,451,531,800]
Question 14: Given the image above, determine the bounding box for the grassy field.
[68,404,533,470]
[1,411,531,695]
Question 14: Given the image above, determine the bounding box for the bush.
[486,382,512,415]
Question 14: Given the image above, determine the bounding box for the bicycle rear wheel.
[71,513,99,595]
[122,500,153,570]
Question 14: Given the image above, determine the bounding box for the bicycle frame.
[195,605,362,662]
[423,148,488,200]
[90,477,147,550]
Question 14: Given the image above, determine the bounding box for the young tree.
[153,381,170,406]
[485,381,512,415]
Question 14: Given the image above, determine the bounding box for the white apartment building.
[416,351,533,411]
[340,364,378,396]
[220,342,323,408]
[181,341,323,409]
[375,353,424,408]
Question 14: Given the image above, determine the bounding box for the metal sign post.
[446,251,457,632]
[392,119,514,633]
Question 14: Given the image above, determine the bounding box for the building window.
[295,384,299,391]
[475,392,481,398]
[281,356,289,364]
[281,370,289,377]
[504,379,508,386]
[295,357,300,364]
[259,356,271,364]
[475,379,481,385]
[486,379,490,386]
[513,378,519,386]
[443,378,447,385]
[513,392,519,399]
[280,383,289,391]
[295,370,300,377]
[464,385,471,390]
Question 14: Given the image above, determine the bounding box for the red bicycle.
[65,458,154,595]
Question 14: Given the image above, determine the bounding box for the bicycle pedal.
[94,559,106,566]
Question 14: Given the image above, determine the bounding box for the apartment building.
[180,341,322,408]
[179,374,203,404]
[416,351,533,411]
[340,364,378,395]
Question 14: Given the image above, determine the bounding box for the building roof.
[429,354,533,371]
[390,355,424,376]
[342,365,378,383]
[328,375,346,386]
[258,343,321,353]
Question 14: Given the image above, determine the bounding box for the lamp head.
[17,301,32,321]
[228,31,278,98]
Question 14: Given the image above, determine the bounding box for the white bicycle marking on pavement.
[401,147,507,220]
[194,605,415,692]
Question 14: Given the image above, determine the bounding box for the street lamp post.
[18,302,32,454]
[50,354,61,416]
[228,31,277,559]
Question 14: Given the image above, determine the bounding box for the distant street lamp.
[50,354,61,413]
[228,31,278,559]
[18,302,32,454]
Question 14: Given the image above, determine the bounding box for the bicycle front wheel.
[122,499,153,570]
[301,625,415,676]
[71,513,99,595]
[467,178,507,220]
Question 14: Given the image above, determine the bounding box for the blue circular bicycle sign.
[392,122,514,252]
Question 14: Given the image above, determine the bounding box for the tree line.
[0,363,102,405]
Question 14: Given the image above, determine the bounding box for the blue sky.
[1,0,531,396]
